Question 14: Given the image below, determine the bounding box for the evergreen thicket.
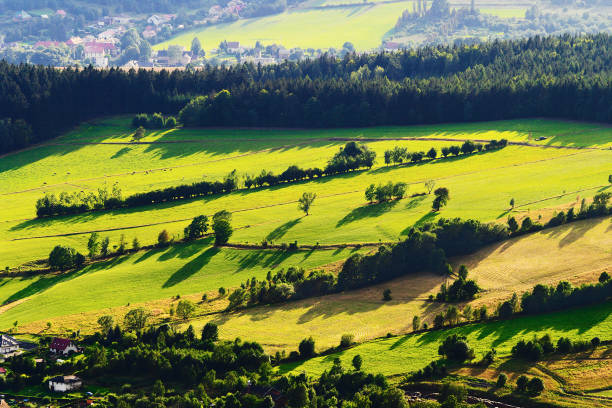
[5,34,612,154]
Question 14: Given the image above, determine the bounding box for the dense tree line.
[511,333,602,362]
[35,176,237,217]
[383,139,506,165]
[6,34,612,155]
[34,142,372,218]
[226,218,507,310]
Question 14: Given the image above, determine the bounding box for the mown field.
[2,118,611,267]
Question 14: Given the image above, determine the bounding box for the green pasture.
[154,2,413,52]
[281,301,612,377]
[0,240,360,330]
[1,118,611,267]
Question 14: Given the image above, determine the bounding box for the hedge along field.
[1,117,611,267]
[2,145,609,266]
[154,2,413,53]
[280,301,612,377]
[174,217,612,352]
[0,239,360,331]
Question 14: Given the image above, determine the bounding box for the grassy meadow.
[2,118,611,267]
[0,116,610,349]
[178,217,612,352]
[280,301,612,377]
[154,1,413,52]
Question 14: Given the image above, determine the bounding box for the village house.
[0,334,20,357]
[56,10,67,18]
[226,41,241,54]
[49,375,82,392]
[49,338,79,355]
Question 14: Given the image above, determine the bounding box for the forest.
[4,33,612,154]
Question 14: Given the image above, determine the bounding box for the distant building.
[49,375,82,392]
[226,41,241,53]
[0,334,20,356]
[278,49,290,60]
[34,41,63,49]
[49,338,79,355]
[56,9,67,18]
[14,11,32,21]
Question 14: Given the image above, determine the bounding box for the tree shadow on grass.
[2,254,130,304]
[541,217,606,248]
[162,246,220,288]
[110,147,131,159]
[336,201,399,228]
[414,302,612,350]
[266,218,302,242]
[157,237,214,262]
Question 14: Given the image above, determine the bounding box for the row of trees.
[511,333,602,362]
[34,142,372,218]
[7,34,612,154]
[131,113,177,129]
[383,139,507,165]
[36,177,237,218]
[507,191,612,235]
[184,212,234,245]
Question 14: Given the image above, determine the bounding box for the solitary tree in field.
[176,299,196,319]
[132,126,145,142]
[425,179,436,194]
[412,315,420,331]
[432,187,450,211]
[298,192,317,215]
[510,198,515,209]
[123,307,151,332]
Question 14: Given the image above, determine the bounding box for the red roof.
[50,337,73,351]
[0,367,6,374]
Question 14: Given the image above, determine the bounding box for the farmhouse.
[0,334,20,356]
[50,338,79,355]
[49,375,82,392]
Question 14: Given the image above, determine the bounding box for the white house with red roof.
[49,338,79,355]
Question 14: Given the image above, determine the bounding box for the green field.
[280,301,612,377]
[0,117,610,342]
[2,118,611,267]
[0,240,359,332]
[154,2,414,52]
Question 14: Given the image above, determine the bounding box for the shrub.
[438,334,474,362]
[340,334,355,348]
[48,245,81,271]
[527,377,544,395]
[352,355,363,371]
[157,230,171,247]
[298,337,315,358]
[175,299,196,319]
[516,375,529,392]
[496,373,507,388]
[383,288,392,301]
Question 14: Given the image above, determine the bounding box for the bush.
[382,288,392,301]
[527,377,544,395]
[298,337,316,358]
[496,373,507,387]
[340,334,354,348]
[438,334,474,362]
[516,375,529,392]
[48,245,82,271]
[157,230,171,247]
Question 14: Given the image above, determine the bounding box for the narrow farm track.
[7,149,601,238]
